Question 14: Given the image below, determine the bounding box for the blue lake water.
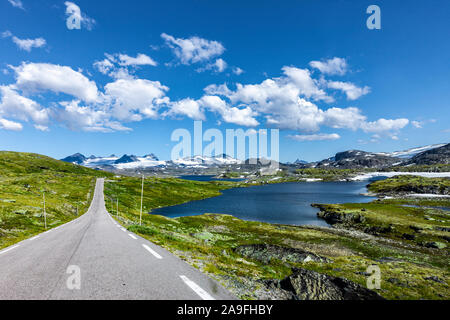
[150,180,377,226]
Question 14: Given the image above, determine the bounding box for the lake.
[150,180,377,227]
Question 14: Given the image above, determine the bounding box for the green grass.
[0,151,113,249]
[368,175,450,195]
[295,168,375,181]
[105,176,450,300]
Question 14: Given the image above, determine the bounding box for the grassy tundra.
[0,151,111,249]
[105,175,449,300]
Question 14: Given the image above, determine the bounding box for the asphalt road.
[0,178,235,300]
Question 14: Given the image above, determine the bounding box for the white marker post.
[43,192,47,230]
[140,175,144,226]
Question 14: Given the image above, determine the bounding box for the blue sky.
[0,0,449,162]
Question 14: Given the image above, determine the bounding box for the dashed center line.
[142,244,162,259]
[179,275,215,300]
[128,234,137,240]
[0,245,20,255]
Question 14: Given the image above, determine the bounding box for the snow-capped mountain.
[376,144,447,159]
[172,154,242,167]
[61,153,241,170]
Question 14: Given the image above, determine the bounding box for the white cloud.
[204,65,407,135]
[200,95,259,127]
[93,53,157,79]
[34,124,49,131]
[93,58,114,74]
[7,0,24,10]
[309,57,348,76]
[327,81,370,100]
[322,107,366,130]
[211,58,227,72]
[12,36,46,52]
[282,66,332,102]
[164,98,205,121]
[164,95,259,127]
[54,100,131,133]
[0,85,49,126]
[232,67,244,75]
[204,83,233,96]
[361,118,410,133]
[117,53,157,67]
[104,78,169,122]
[12,62,99,102]
[198,58,228,73]
[288,133,341,141]
[161,33,225,65]
[412,120,423,128]
[0,118,22,131]
[64,1,96,30]
[1,31,12,38]
[2,31,46,52]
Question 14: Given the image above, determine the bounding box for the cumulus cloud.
[12,62,99,102]
[104,78,169,122]
[232,67,244,75]
[93,53,157,79]
[0,59,409,137]
[0,61,172,132]
[64,1,96,30]
[117,53,157,67]
[93,58,114,75]
[327,81,370,100]
[200,95,259,127]
[202,66,407,135]
[0,85,49,126]
[161,33,225,65]
[2,31,46,52]
[164,98,205,121]
[288,133,341,141]
[7,0,24,10]
[0,118,22,131]
[309,57,348,76]
[412,120,423,128]
[360,118,410,133]
[53,100,131,133]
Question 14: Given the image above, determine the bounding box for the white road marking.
[121,227,126,232]
[0,245,20,255]
[179,275,215,300]
[128,234,137,240]
[142,244,162,259]
[28,235,40,241]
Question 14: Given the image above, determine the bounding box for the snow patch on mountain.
[376,144,447,159]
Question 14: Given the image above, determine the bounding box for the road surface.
[0,178,235,300]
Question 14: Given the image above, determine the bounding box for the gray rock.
[234,244,330,264]
[274,268,385,300]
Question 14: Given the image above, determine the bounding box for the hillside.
[0,151,113,249]
[409,143,450,165]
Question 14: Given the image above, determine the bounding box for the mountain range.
[61,143,449,173]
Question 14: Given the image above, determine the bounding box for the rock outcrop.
[264,268,385,300]
[234,244,330,264]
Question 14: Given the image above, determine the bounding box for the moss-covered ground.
[105,175,449,300]
[0,151,112,249]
